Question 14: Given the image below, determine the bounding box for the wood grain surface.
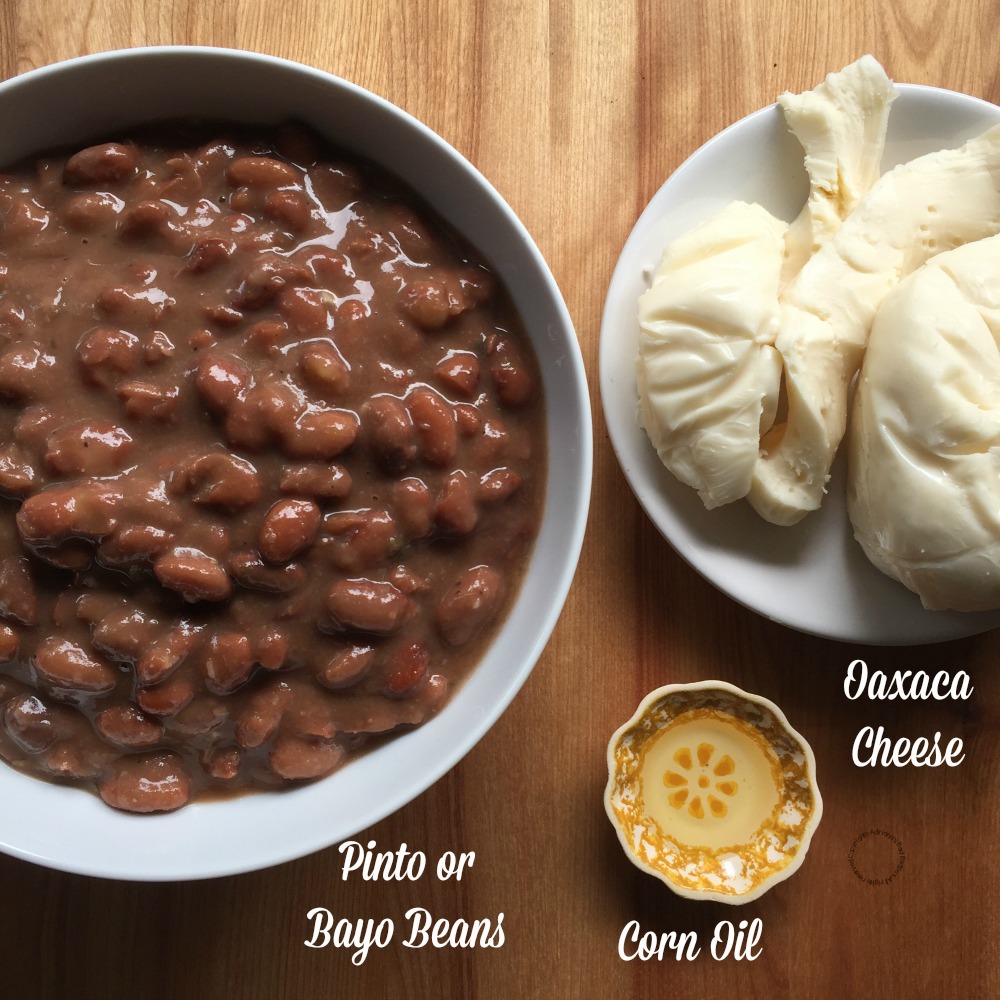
[2,1,1000,997]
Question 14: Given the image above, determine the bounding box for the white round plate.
[600,83,1000,645]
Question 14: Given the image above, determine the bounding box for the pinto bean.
[391,477,432,539]
[433,471,478,536]
[0,445,37,497]
[45,420,134,477]
[17,482,122,544]
[117,380,179,421]
[136,673,194,718]
[77,327,141,387]
[0,343,56,399]
[94,705,163,749]
[298,341,349,395]
[63,142,138,186]
[435,350,480,397]
[383,641,429,697]
[259,498,321,564]
[64,191,123,232]
[317,644,375,688]
[3,694,62,752]
[264,190,311,232]
[365,394,417,472]
[269,735,343,780]
[195,351,251,412]
[154,547,231,602]
[325,579,414,635]
[229,551,305,593]
[279,461,352,499]
[406,387,457,466]
[184,236,235,275]
[203,746,241,781]
[0,556,38,626]
[487,335,535,408]
[281,407,360,460]
[226,156,300,189]
[203,632,255,694]
[321,508,400,572]
[479,467,522,503]
[234,680,293,748]
[33,637,118,695]
[174,451,262,509]
[399,276,464,331]
[252,626,290,671]
[0,625,18,663]
[99,755,190,813]
[98,523,174,568]
[92,607,160,664]
[137,625,201,686]
[435,565,505,647]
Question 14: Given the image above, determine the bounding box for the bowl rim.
[604,679,823,904]
[0,45,594,880]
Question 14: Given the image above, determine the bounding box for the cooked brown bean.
[487,335,535,408]
[43,742,106,780]
[321,507,400,572]
[317,644,375,688]
[281,407,359,459]
[365,394,417,472]
[406,387,457,466]
[136,673,194,718]
[279,461,352,499]
[229,551,305,593]
[184,236,235,275]
[226,155,300,189]
[94,705,163,748]
[383,641,429,696]
[64,191,123,231]
[233,259,311,310]
[0,343,55,399]
[0,445,37,497]
[234,680,292,748]
[18,482,122,543]
[391,477,432,539]
[99,754,190,813]
[33,637,118,694]
[269,735,343,780]
[174,450,262,509]
[277,286,329,334]
[326,579,414,635]
[3,694,62,752]
[252,626,290,670]
[0,625,18,663]
[136,625,201,686]
[259,497,321,564]
[97,283,174,327]
[435,565,505,647]
[0,556,36,626]
[264,190,311,232]
[76,326,141,386]
[203,746,241,781]
[154,547,232,602]
[298,341,349,395]
[63,143,138,186]
[98,523,174,568]
[92,607,159,663]
[117,380,179,421]
[203,632,254,694]
[195,351,251,412]
[119,199,171,239]
[399,277,462,331]
[45,420,134,477]
[433,471,478,536]
[479,466,522,503]
[435,350,480,397]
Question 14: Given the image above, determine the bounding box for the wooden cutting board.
[1,1,999,996]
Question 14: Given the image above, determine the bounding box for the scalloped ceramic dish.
[605,681,822,903]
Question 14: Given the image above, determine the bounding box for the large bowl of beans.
[0,47,590,878]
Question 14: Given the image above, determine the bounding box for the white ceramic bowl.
[0,47,591,880]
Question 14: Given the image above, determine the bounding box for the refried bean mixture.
[0,123,544,812]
